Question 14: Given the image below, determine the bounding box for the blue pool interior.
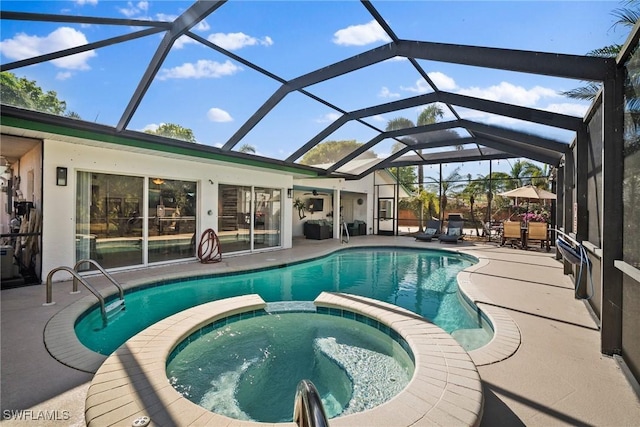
[75,247,493,355]
[166,306,415,423]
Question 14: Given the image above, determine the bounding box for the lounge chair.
[415,220,441,241]
[526,222,550,251]
[438,220,465,243]
[501,221,523,248]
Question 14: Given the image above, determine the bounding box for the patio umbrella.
[498,185,556,201]
[498,185,556,224]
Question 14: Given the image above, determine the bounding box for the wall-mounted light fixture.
[56,167,67,186]
[287,188,293,198]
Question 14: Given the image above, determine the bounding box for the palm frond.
[587,44,622,58]
[559,82,602,100]
[611,4,640,29]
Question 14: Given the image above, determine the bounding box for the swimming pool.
[75,247,492,355]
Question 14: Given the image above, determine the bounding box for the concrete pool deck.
[2,236,640,426]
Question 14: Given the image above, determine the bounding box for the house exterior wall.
[293,175,375,237]
[42,138,294,279]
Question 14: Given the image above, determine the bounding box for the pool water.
[75,248,492,355]
[166,311,414,423]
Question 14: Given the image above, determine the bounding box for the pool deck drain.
[85,292,484,427]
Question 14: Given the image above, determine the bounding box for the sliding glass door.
[76,172,198,269]
[254,187,281,249]
[147,178,197,263]
[76,172,144,269]
[218,184,281,253]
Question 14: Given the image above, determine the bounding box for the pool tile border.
[456,252,522,366]
[85,292,484,427]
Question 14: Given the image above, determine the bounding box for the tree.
[387,165,417,192]
[506,160,543,189]
[145,123,197,143]
[1,71,69,115]
[299,140,376,165]
[561,1,639,100]
[238,144,256,154]
[475,171,512,222]
[426,165,465,221]
[386,105,445,231]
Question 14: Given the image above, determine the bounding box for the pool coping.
[42,246,521,374]
[85,292,484,427]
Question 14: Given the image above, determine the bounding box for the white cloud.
[142,123,160,132]
[457,82,559,107]
[118,1,149,17]
[385,56,408,63]
[155,13,209,32]
[207,32,273,50]
[427,72,457,91]
[400,78,433,94]
[544,102,588,117]
[379,86,400,98]
[56,71,73,80]
[315,112,341,123]
[195,21,210,32]
[333,19,391,46]
[207,108,233,123]
[370,115,386,122]
[118,2,140,17]
[75,0,98,5]
[155,13,175,21]
[0,27,96,70]
[158,59,241,80]
[173,35,198,49]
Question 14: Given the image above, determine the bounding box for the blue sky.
[0,0,630,177]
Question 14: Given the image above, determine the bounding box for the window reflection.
[148,178,197,263]
[76,172,144,269]
[218,184,281,253]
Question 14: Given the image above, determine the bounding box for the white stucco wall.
[42,139,294,279]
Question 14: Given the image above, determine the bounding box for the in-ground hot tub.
[85,293,485,427]
[166,303,415,422]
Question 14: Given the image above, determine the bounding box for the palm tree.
[561,0,639,100]
[386,105,444,231]
[506,160,543,189]
[476,171,512,222]
[426,165,465,222]
[238,144,256,154]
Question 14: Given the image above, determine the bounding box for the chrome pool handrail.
[44,266,109,326]
[73,258,124,300]
[44,259,125,326]
[293,380,329,427]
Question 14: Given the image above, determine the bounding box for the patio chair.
[501,221,523,248]
[438,220,465,243]
[415,220,441,241]
[526,222,550,251]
